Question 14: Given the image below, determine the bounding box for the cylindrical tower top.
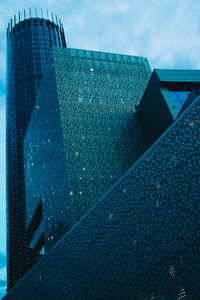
[7,8,64,28]
[7,9,65,47]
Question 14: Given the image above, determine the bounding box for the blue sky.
[0,0,200,297]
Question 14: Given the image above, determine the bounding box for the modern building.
[24,47,151,259]
[136,69,200,147]
[5,9,200,300]
[3,82,200,300]
[6,11,66,289]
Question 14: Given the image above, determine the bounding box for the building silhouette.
[6,11,66,289]
[4,9,200,300]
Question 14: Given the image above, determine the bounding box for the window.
[168,90,190,110]
[40,246,45,255]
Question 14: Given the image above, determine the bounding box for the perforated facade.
[4,82,200,300]
[24,47,151,253]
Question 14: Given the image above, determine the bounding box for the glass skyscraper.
[6,12,66,289]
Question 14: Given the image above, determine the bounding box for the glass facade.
[6,16,66,289]
[168,90,190,110]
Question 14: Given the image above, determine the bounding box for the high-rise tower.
[6,10,66,289]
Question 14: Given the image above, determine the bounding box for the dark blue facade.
[24,47,151,256]
[6,16,66,289]
[5,10,200,299]
[3,87,200,300]
[137,69,200,147]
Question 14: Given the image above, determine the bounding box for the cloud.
[64,0,200,70]
[0,280,6,287]
[0,254,6,270]
[0,267,7,297]
[0,267,6,281]
[96,0,130,15]
[0,0,200,72]
[0,288,6,298]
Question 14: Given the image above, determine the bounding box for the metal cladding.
[3,84,200,300]
[24,47,151,256]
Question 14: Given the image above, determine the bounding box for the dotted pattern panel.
[54,47,151,221]
[24,47,150,253]
[5,89,200,299]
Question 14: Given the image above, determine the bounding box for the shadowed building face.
[136,69,200,147]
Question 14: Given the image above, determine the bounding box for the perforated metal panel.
[24,47,151,255]
[5,76,200,300]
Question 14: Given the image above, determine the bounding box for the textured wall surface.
[6,88,200,299]
[24,47,151,253]
[54,47,151,222]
